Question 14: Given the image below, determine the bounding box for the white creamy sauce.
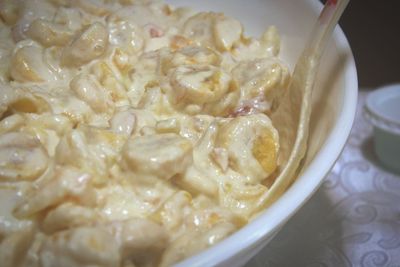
[0,1,290,266]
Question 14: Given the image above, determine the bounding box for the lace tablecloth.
[247,91,400,267]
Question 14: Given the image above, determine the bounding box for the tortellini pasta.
[0,0,290,266]
[10,45,57,82]
[122,133,193,181]
[61,22,109,67]
[27,18,73,47]
[0,132,49,181]
[183,12,243,52]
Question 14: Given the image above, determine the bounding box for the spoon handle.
[306,0,350,61]
[256,0,350,211]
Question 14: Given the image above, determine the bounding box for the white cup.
[365,84,400,174]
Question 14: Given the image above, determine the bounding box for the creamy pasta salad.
[0,0,290,266]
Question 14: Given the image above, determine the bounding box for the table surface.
[246,91,400,267]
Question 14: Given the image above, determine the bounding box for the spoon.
[257,0,350,209]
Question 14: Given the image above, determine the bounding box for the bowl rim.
[175,0,359,266]
[364,83,400,134]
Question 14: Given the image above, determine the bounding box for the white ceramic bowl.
[365,84,400,174]
[166,0,358,266]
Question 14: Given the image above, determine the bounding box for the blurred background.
[324,0,400,88]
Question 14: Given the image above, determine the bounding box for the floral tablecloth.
[247,91,400,267]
